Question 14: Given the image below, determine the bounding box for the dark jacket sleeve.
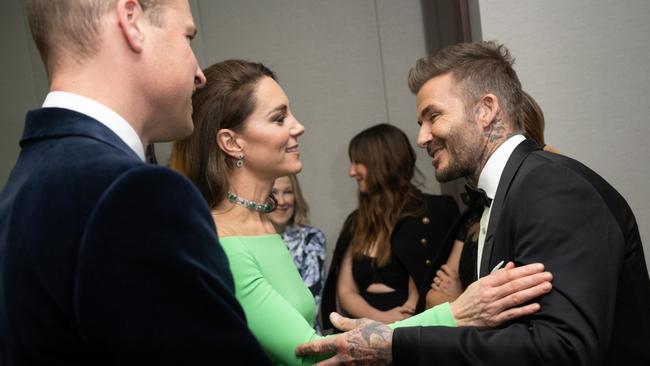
[392,194,459,312]
[74,166,270,364]
[319,212,355,331]
[393,161,636,366]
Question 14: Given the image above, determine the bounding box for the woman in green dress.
[170,60,553,366]
[171,60,321,365]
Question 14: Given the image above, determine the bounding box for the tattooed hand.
[295,313,393,366]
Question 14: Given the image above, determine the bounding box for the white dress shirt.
[476,134,526,276]
[42,91,145,161]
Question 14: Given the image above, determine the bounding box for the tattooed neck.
[472,113,517,182]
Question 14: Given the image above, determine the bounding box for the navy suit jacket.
[0,108,270,365]
[393,139,650,365]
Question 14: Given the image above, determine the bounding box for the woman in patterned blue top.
[268,175,326,316]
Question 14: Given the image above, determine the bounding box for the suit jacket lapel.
[21,107,141,161]
[479,139,539,277]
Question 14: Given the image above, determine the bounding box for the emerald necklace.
[227,192,275,213]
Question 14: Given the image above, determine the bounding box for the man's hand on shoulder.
[450,262,553,328]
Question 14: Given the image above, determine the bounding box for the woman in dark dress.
[320,123,459,330]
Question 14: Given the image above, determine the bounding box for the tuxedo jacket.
[320,191,459,330]
[0,108,270,365]
[393,139,650,365]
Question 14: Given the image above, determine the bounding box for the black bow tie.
[461,182,492,209]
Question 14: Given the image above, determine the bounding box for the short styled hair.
[408,41,524,130]
[26,0,169,74]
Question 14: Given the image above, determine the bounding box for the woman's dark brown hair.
[170,60,276,208]
[521,90,545,146]
[347,123,422,266]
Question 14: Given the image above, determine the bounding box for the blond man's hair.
[26,0,169,75]
[286,174,310,227]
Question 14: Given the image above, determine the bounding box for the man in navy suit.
[297,41,650,365]
[0,0,270,364]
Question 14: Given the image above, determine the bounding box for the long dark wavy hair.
[347,123,423,267]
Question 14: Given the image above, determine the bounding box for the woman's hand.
[377,305,414,323]
[431,264,464,298]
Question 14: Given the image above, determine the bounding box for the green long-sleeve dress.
[220,234,456,366]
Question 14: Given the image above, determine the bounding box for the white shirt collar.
[42,91,146,161]
[477,134,526,199]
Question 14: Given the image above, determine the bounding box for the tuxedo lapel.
[479,139,539,277]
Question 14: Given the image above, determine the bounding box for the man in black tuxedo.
[297,41,650,365]
[0,0,270,364]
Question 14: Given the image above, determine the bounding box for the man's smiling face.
[415,72,484,183]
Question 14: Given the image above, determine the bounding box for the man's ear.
[474,93,501,129]
[216,129,245,158]
[116,0,146,53]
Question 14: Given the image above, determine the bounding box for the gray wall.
[0,0,48,186]
[0,0,441,267]
[474,0,650,270]
[183,0,442,267]
[2,0,648,271]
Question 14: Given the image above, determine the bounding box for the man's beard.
[432,123,481,183]
[434,150,472,183]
